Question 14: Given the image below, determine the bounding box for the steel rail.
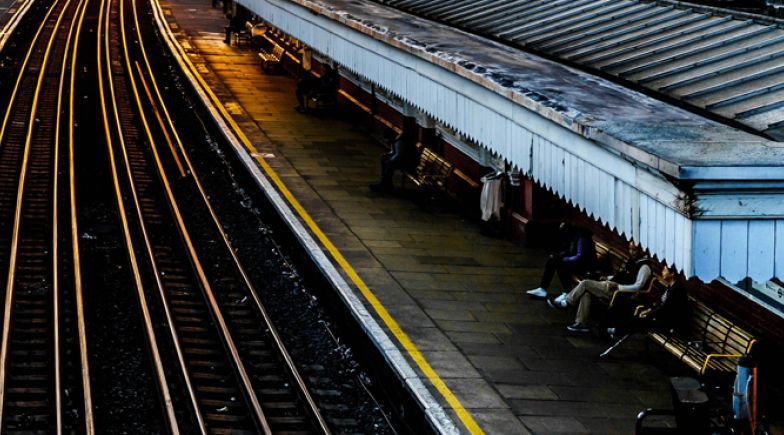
[0,0,74,427]
[103,3,207,432]
[67,0,95,430]
[116,0,272,431]
[0,0,61,148]
[53,0,89,432]
[129,0,330,430]
[95,0,181,431]
[117,58,252,432]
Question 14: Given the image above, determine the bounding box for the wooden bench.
[258,44,284,73]
[648,299,756,377]
[404,147,454,193]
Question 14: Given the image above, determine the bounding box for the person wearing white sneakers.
[548,240,652,333]
[525,222,596,299]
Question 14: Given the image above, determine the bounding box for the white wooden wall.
[694,220,784,282]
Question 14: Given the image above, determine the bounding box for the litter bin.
[670,377,709,434]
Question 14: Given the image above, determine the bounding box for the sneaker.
[554,292,568,304]
[526,287,547,298]
[546,296,567,310]
[566,322,590,333]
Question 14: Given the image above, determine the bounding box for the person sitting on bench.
[547,240,651,333]
[369,128,419,193]
[294,64,338,113]
[608,265,689,339]
[526,223,596,300]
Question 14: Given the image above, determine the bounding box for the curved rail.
[67,0,95,431]
[128,0,330,431]
[0,0,92,430]
[116,0,272,430]
[105,0,334,432]
[95,0,181,431]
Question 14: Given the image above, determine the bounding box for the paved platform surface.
[160,1,683,433]
[0,0,20,32]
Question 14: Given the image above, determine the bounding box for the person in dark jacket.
[369,128,420,193]
[526,222,596,299]
[608,265,689,338]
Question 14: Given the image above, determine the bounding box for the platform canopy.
[373,0,784,141]
[241,0,784,284]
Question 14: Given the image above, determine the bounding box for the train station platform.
[0,0,28,51]
[158,1,688,433]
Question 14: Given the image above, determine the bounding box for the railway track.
[95,0,333,431]
[0,0,92,431]
[0,0,389,429]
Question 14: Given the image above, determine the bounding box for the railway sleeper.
[179,336,213,345]
[183,347,221,356]
[174,315,206,324]
[9,361,48,369]
[191,371,227,382]
[194,385,238,395]
[7,374,46,382]
[177,325,209,333]
[169,298,202,306]
[266,415,310,426]
[9,337,47,346]
[210,428,257,435]
[172,307,206,315]
[5,400,48,409]
[9,349,47,357]
[202,412,249,423]
[259,400,300,410]
[187,359,226,368]
[3,414,49,424]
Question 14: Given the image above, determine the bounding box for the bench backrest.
[272,44,285,59]
[416,148,453,183]
[594,242,625,275]
[689,301,755,356]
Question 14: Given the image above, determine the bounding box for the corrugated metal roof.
[373,0,784,138]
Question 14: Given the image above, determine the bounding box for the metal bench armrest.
[700,353,742,375]
[609,289,637,307]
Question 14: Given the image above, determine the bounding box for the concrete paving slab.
[519,415,590,434]
[497,384,559,401]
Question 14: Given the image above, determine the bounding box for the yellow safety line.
[154,6,482,433]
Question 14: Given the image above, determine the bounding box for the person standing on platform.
[526,222,596,299]
[547,240,651,333]
[369,128,419,193]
